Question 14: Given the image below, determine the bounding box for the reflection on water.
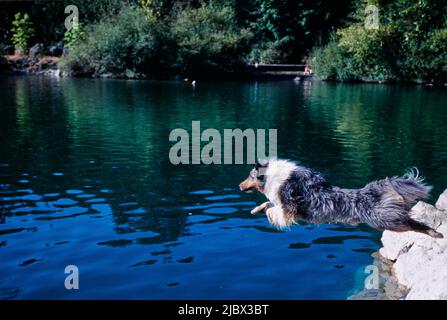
[1,76,447,299]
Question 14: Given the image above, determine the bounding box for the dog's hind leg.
[392,218,444,239]
[251,201,273,214]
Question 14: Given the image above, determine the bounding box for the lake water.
[1,76,447,299]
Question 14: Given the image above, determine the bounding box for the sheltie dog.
[239,159,443,238]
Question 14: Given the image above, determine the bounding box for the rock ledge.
[362,189,447,300]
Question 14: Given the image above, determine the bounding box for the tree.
[11,12,35,54]
[312,0,447,83]
[170,1,252,76]
[60,6,161,77]
[249,0,353,63]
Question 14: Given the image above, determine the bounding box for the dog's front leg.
[251,201,273,214]
[266,206,293,229]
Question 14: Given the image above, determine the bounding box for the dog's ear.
[255,159,269,170]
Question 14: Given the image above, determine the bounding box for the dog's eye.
[258,175,265,181]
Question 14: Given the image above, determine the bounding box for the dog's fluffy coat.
[239,159,443,238]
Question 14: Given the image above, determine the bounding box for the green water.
[0,76,446,299]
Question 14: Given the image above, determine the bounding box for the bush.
[11,12,35,54]
[61,2,253,78]
[424,28,447,81]
[248,39,291,64]
[170,2,252,76]
[311,0,447,83]
[404,27,447,82]
[249,0,353,62]
[337,24,399,81]
[63,23,85,50]
[60,6,160,77]
[310,35,362,81]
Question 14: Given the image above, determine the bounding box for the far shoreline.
[2,54,447,87]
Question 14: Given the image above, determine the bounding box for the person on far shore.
[304,65,313,75]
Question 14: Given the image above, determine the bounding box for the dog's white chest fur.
[263,159,296,206]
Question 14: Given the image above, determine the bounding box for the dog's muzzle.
[239,178,257,192]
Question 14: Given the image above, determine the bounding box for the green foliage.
[310,35,363,81]
[248,40,287,64]
[61,1,253,77]
[138,0,162,18]
[4,0,446,81]
[170,2,252,75]
[337,24,399,80]
[60,6,159,77]
[11,12,34,54]
[425,28,447,76]
[249,0,353,61]
[312,0,447,83]
[1,0,355,75]
[404,27,447,82]
[64,0,136,23]
[63,24,85,49]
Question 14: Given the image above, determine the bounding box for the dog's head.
[239,159,269,193]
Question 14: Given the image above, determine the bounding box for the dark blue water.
[1,76,447,299]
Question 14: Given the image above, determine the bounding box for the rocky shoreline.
[1,53,447,86]
[352,189,447,300]
[2,54,61,77]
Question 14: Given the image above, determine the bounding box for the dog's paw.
[251,206,262,214]
[250,201,272,214]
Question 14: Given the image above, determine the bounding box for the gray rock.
[49,42,63,57]
[378,193,447,300]
[349,252,408,300]
[379,231,416,261]
[394,244,447,299]
[3,45,15,55]
[436,189,447,211]
[379,201,445,261]
[29,43,44,59]
[411,201,446,229]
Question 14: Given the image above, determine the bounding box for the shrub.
[11,13,35,54]
[337,24,399,81]
[63,23,86,50]
[249,0,353,62]
[61,2,252,78]
[310,35,363,81]
[170,2,252,76]
[311,0,447,83]
[248,39,291,64]
[425,28,447,81]
[60,6,160,77]
[404,27,447,82]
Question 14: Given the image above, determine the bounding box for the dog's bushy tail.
[389,168,432,207]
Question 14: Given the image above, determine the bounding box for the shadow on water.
[0,76,447,299]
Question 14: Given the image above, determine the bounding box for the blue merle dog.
[239,159,443,238]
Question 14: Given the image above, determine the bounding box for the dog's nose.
[239,181,249,191]
[239,179,254,192]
